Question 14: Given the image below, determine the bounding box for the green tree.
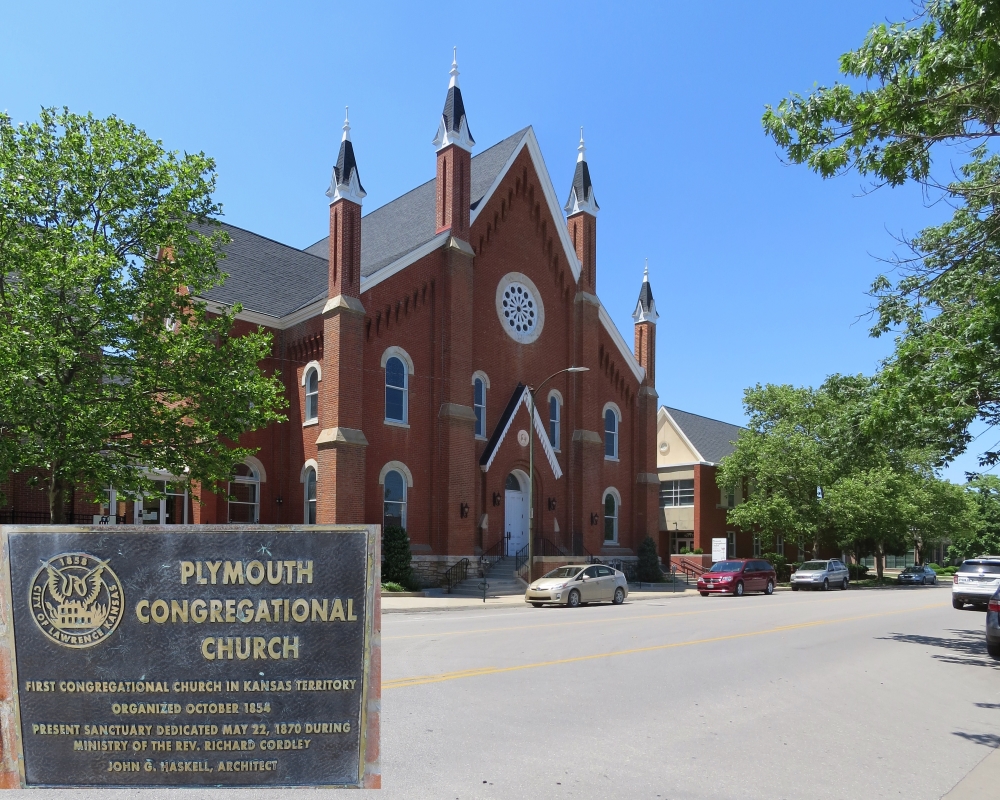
[950,475,1000,560]
[0,108,285,521]
[382,526,415,588]
[762,0,1000,466]
[636,536,662,583]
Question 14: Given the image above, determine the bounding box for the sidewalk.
[380,587,700,613]
[944,745,1000,798]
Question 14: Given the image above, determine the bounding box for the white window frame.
[302,360,321,426]
[472,371,489,440]
[300,459,318,524]
[603,402,621,461]
[660,479,695,507]
[727,531,736,559]
[548,389,562,452]
[379,461,413,531]
[228,457,265,524]
[603,487,621,544]
[753,535,761,558]
[381,346,414,427]
[775,535,784,557]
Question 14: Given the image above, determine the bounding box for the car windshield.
[799,561,828,571]
[709,561,744,572]
[960,561,1000,574]
[902,567,922,573]
[543,567,583,579]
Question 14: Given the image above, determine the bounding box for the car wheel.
[613,587,625,605]
[988,640,1000,660]
[765,580,775,595]
[932,577,937,585]
[953,597,965,609]
[530,602,543,607]
[734,581,745,597]
[842,578,849,590]
[567,589,581,608]
[791,584,798,592]
[823,578,829,591]
[700,591,709,597]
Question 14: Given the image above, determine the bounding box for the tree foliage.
[949,475,1000,560]
[382,526,415,589]
[0,108,286,521]
[637,536,662,583]
[763,0,1000,465]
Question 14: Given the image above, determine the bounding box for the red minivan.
[697,559,777,597]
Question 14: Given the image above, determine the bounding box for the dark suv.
[697,559,777,597]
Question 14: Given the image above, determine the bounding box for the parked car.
[697,559,776,597]
[791,559,850,591]
[986,586,1000,659]
[525,564,628,608]
[897,565,938,585]
[952,558,1000,610]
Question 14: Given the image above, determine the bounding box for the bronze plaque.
[1,525,378,788]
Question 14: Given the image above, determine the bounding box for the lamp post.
[527,366,589,582]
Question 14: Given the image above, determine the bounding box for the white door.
[505,481,528,555]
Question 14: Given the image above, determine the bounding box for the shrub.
[381,581,406,593]
[382,525,416,588]
[762,552,791,582]
[927,563,943,573]
[678,547,690,555]
[637,536,662,582]
[693,548,704,555]
[848,563,869,580]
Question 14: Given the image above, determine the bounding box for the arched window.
[548,390,562,451]
[385,357,407,424]
[604,405,620,460]
[473,377,486,438]
[383,470,406,530]
[304,368,319,423]
[229,463,260,523]
[603,489,619,542]
[304,467,317,524]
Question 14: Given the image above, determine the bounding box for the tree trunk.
[48,468,67,524]
[875,544,885,583]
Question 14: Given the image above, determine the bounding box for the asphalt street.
[6,583,997,799]
[374,584,996,800]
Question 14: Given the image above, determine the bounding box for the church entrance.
[505,471,528,555]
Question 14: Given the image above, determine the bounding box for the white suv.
[952,558,1000,609]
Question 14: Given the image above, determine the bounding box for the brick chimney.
[433,48,474,239]
[565,128,599,294]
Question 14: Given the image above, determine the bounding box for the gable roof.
[480,384,562,478]
[201,223,329,319]
[660,407,744,465]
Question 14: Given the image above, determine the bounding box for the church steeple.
[326,107,366,206]
[564,127,599,216]
[432,47,475,153]
[633,259,658,323]
[633,259,658,387]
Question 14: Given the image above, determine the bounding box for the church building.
[2,57,661,581]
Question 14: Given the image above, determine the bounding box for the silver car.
[525,564,628,607]
[791,559,850,591]
[952,558,1000,609]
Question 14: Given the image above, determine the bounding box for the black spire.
[433,48,475,152]
[633,260,659,323]
[564,128,599,215]
[327,108,366,204]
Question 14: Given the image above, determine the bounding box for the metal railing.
[442,558,470,594]
[514,544,529,581]
[480,540,506,574]
[534,537,565,557]
[0,510,127,525]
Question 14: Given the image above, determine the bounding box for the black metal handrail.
[442,558,470,594]
[514,544,529,581]
[480,540,506,574]
[534,537,564,557]
[0,510,127,525]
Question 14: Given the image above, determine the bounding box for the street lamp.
[527,366,589,582]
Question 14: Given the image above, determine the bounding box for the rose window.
[501,283,537,335]
[495,273,544,344]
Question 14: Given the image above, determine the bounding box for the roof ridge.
[663,406,744,429]
[213,220,329,263]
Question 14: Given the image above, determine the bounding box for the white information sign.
[712,537,728,563]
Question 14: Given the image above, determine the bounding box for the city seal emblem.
[28,553,124,648]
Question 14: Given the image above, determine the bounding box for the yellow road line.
[383,595,849,642]
[383,602,946,689]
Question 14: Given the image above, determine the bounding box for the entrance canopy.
[479,383,563,479]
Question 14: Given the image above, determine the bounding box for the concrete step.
[449,573,527,597]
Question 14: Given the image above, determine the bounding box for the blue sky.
[1,0,982,480]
